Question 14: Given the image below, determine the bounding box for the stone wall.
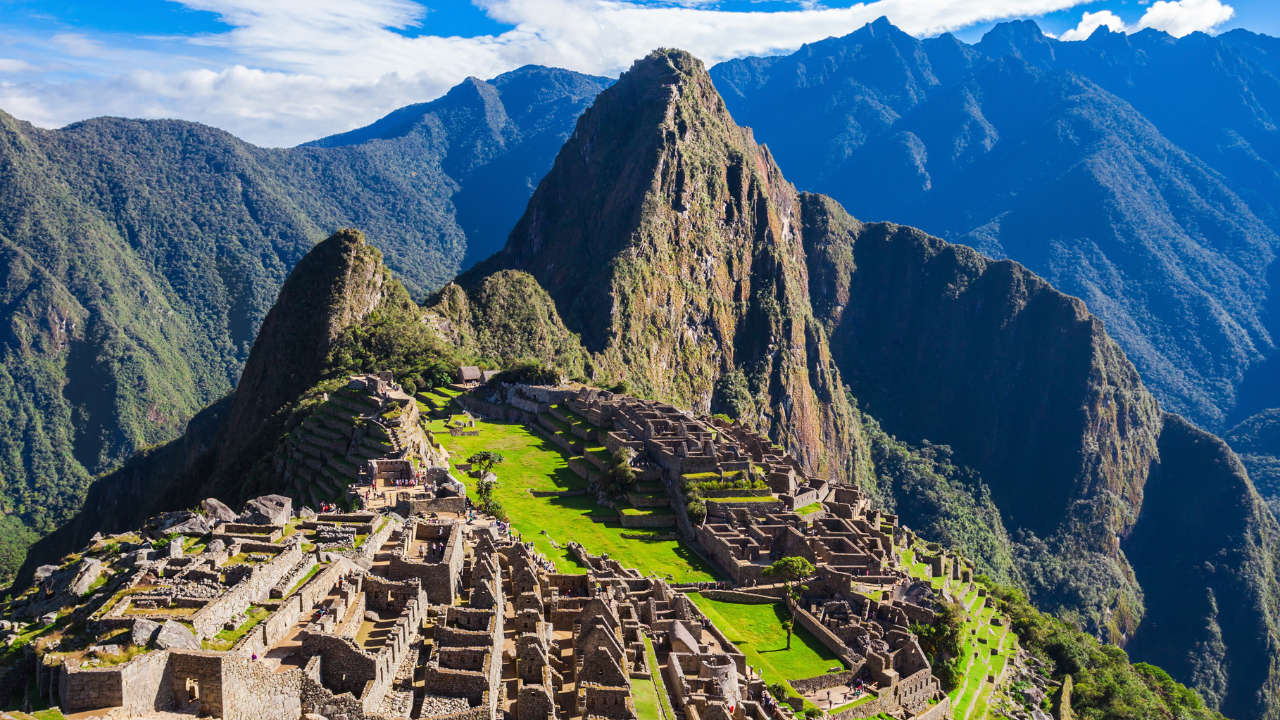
[168,651,225,718]
[397,495,466,517]
[620,512,677,528]
[697,590,778,605]
[222,655,304,720]
[343,516,397,570]
[58,660,125,712]
[191,541,303,639]
[270,555,318,599]
[120,647,175,716]
[790,670,858,694]
[706,499,787,515]
[790,603,861,668]
[829,693,891,720]
[700,489,773,499]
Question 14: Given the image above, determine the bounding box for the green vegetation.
[204,607,270,651]
[0,78,610,582]
[762,557,815,650]
[440,417,718,582]
[467,451,505,475]
[861,414,1016,585]
[643,634,677,720]
[284,564,323,598]
[795,503,822,515]
[689,593,843,707]
[980,577,1225,720]
[632,662,662,720]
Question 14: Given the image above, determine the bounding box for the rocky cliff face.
[802,195,1162,544]
[1126,415,1280,719]
[464,49,864,483]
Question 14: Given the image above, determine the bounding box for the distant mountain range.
[0,66,608,583]
[711,18,1280,442]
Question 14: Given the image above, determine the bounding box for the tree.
[605,447,637,498]
[468,451,505,476]
[763,556,815,650]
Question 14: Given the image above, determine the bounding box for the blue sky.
[0,0,1274,146]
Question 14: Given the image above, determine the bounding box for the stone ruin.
[274,371,449,511]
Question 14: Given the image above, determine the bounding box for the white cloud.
[1136,0,1234,37]
[1059,9,1125,41]
[2,0,1106,146]
[1057,0,1232,42]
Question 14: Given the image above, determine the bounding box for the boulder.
[167,515,212,536]
[298,506,317,520]
[131,618,162,647]
[33,565,58,583]
[166,539,184,559]
[207,539,227,555]
[154,620,200,650]
[365,611,379,622]
[146,510,208,538]
[239,495,292,526]
[39,612,58,627]
[70,559,105,596]
[201,497,237,524]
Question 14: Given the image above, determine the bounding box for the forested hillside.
[0,66,609,583]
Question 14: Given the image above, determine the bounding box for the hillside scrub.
[980,576,1225,720]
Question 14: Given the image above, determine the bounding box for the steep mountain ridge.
[709,19,1280,435]
[0,66,609,581]
[461,49,864,484]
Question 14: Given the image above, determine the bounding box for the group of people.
[692,581,730,590]
[318,502,338,513]
[419,540,447,560]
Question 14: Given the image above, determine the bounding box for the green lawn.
[688,593,845,694]
[440,418,720,582]
[795,503,822,515]
[633,665,662,720]
[644,634,678,720]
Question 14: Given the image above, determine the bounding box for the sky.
[0,0,1276,147]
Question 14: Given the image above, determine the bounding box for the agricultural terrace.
[688,593,845,711]
[435,415,720,583]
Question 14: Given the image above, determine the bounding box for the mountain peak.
[976,19,1056,69]
[466,46,863,483]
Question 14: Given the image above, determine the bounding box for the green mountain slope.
[0,67,609,583]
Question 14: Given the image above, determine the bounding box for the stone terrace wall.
[192,541,303,639]
[706,499,787,515]
[237,560,353,659]
[343,515,397,570]
[59,660,124,712]
[222,655,304,720]
[829,694,891,720]
[697,590,778,605]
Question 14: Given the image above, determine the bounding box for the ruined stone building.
[274,372,450,509]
